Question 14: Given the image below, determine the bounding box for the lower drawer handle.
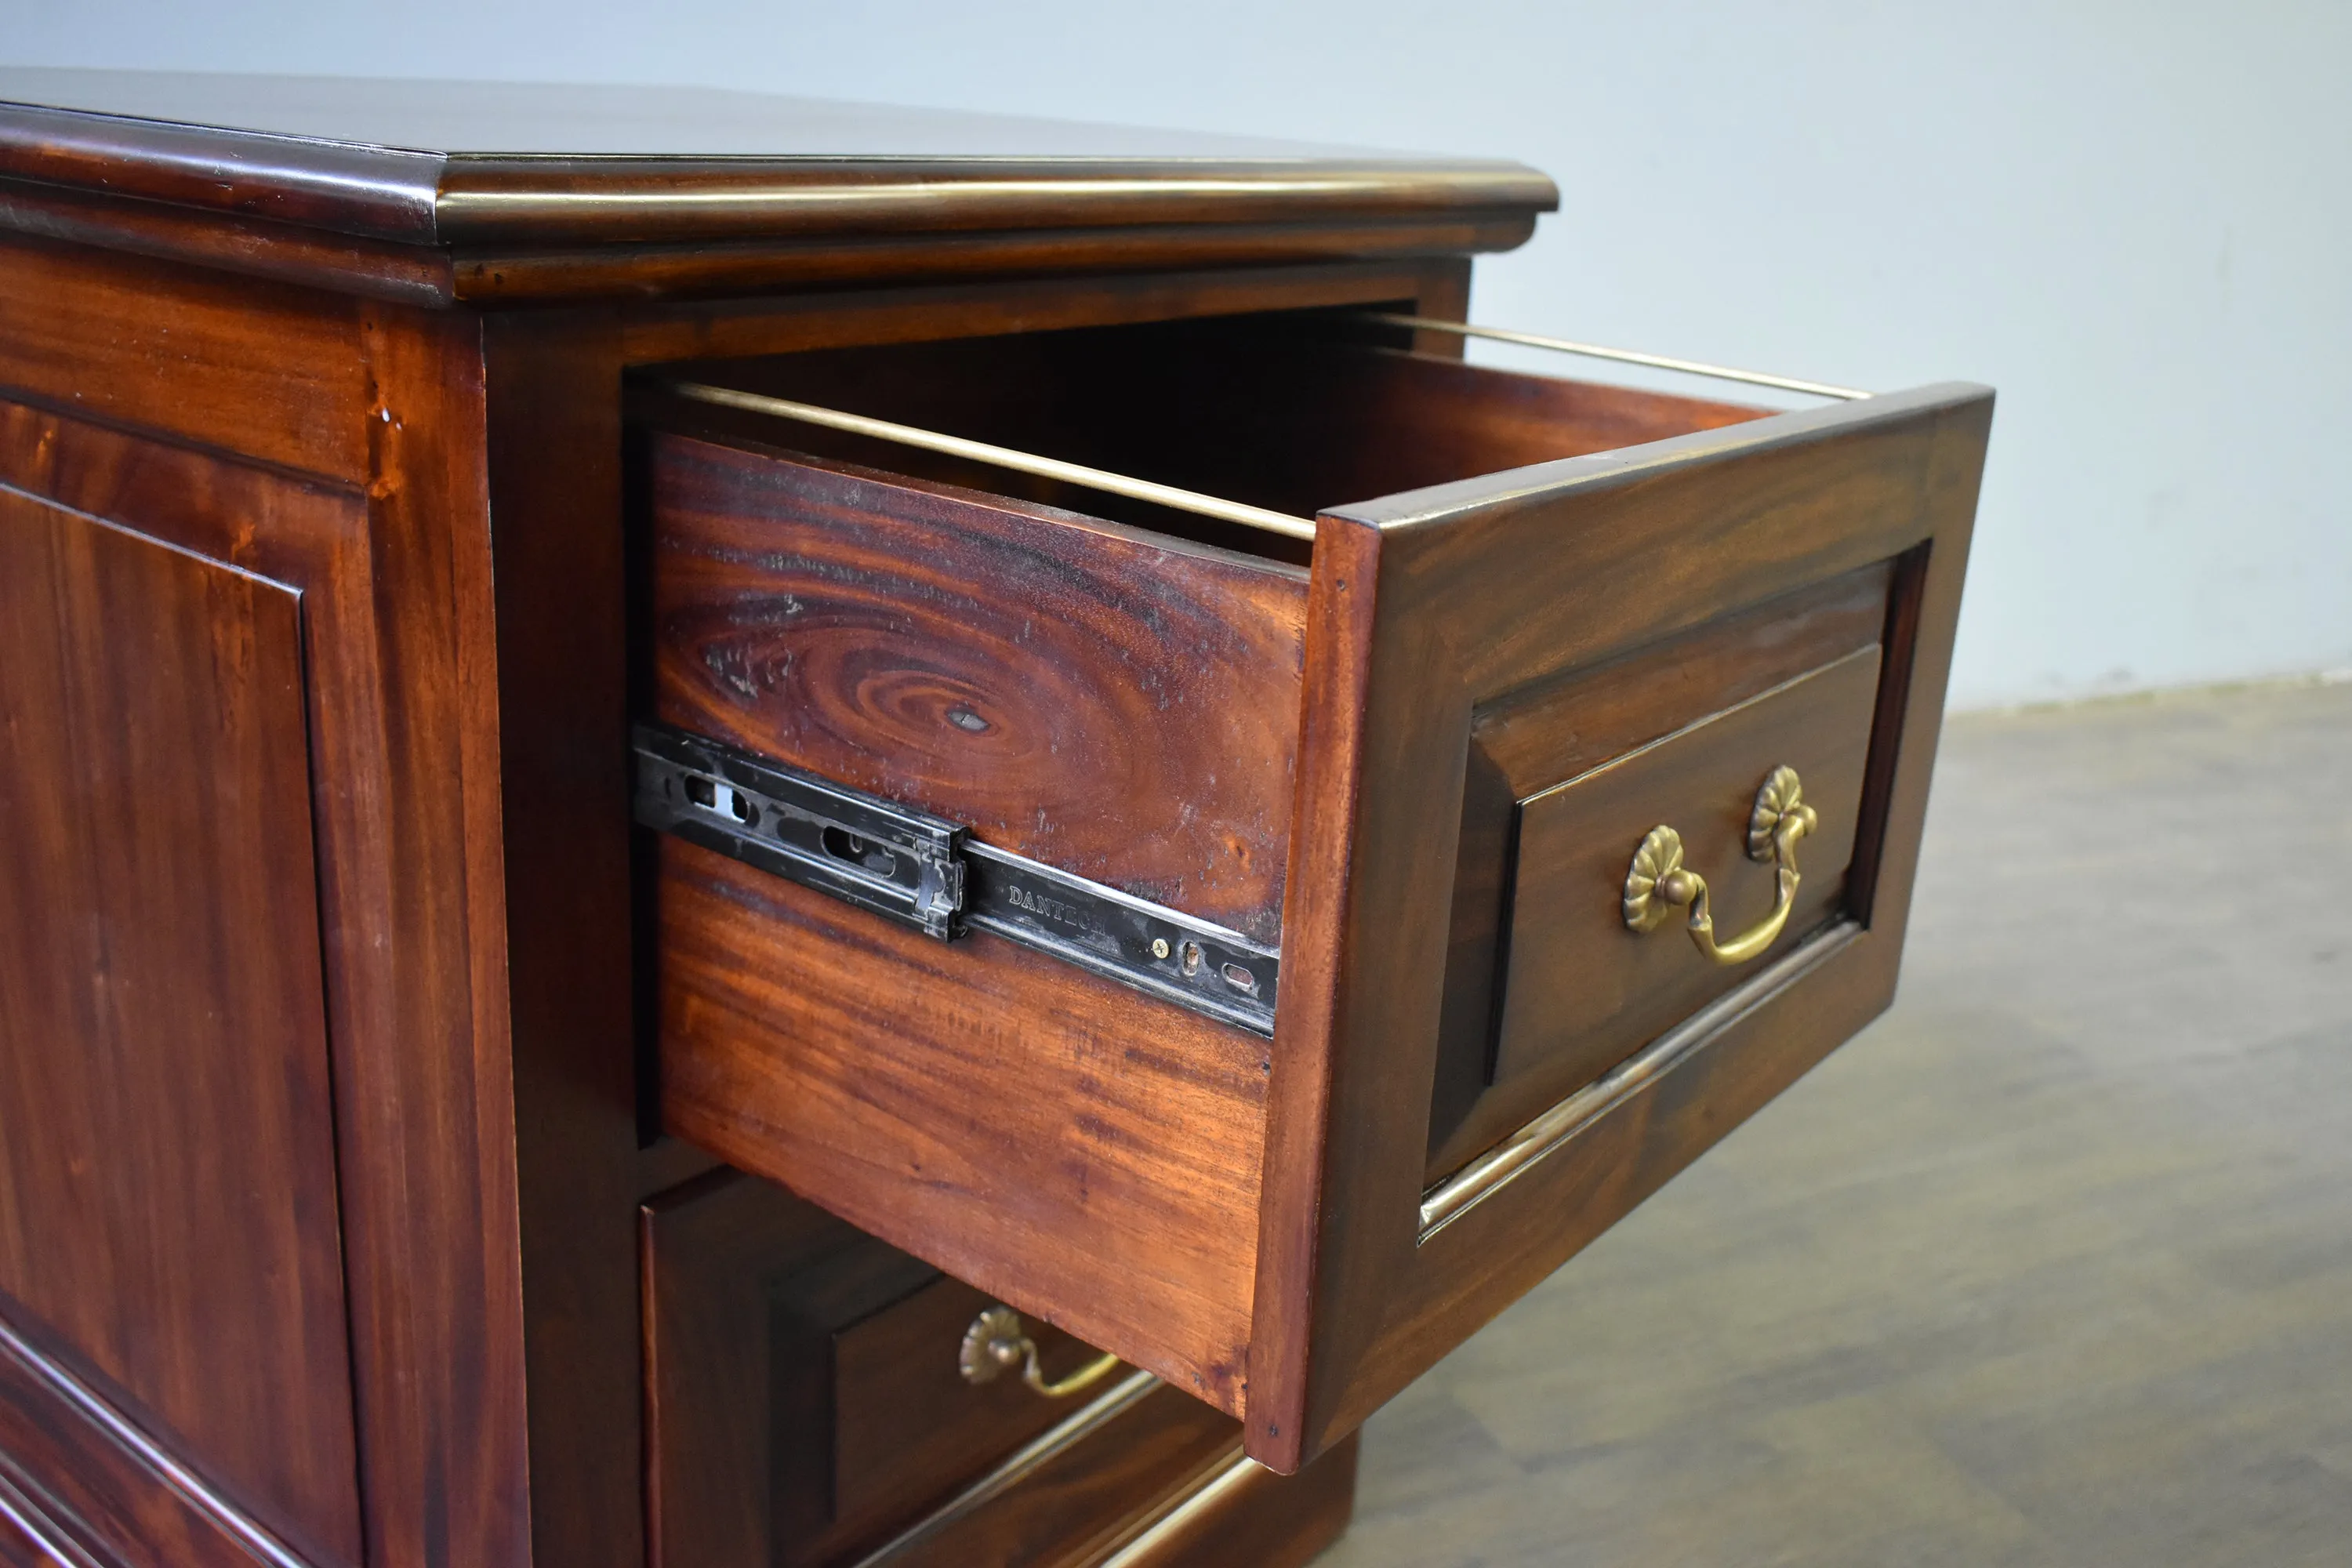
[958,1305,1123,1399]
[1622,764,1819,967]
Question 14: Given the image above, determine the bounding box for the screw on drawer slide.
[631,722,1279,1036]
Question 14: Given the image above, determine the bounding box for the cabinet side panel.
[0,361,535,1568]
[0,492,361,1566]
[0,238,371,484]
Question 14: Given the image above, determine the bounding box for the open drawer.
[632,312,1992,1472]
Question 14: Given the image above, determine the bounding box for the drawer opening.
[637,310,1778,566]
[636,342,1992,1469]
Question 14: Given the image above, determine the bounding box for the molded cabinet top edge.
[0,69,1559,249]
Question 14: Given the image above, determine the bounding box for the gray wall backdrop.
[10,1,2347,709]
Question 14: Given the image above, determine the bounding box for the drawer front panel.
[1501,647,1878,1073]
[1428,564,1893,1177]
[644,1171,1354,1568]
[832,1274,1108,1531]
[646,1170,1113,1566]
[635,325,1991,1478]
[1253,381,1991,1469]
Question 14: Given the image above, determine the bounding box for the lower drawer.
[642,1170,1356,1568]
[637,311,1993,1470]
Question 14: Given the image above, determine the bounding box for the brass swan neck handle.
[1623,764,1818,967]
[958,1305,1123,1399]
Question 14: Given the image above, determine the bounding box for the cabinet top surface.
[0,68,1556,250]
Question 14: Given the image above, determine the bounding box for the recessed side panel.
[0,494,361,1566]
[1427,564,1894,1178]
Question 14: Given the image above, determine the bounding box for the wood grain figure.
[0,67,1987,1568]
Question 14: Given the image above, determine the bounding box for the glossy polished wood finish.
[641,323,1986,1475]
[644,1171,924,1568]
[0,71,1555,303]
[0,251,530,1568]
[1109,1440,1359,1568]
[618,260,1467,367]
[0,241,372,477]
[620,268,1484,1553]
[0,66,1994,1568]
[1253,384,1991,1469]
[1501,649,1880,1073]
[648,430,1308,942]
[0,1504,59,1568]
[660,848,1267,1412]
[645,1170,1202,1568]
[833,1276,1111,1532]
[1428,563,1896,1176]
[0,1317,307,1568]
[0,481,358,1566]
[479,311,648,1568]
[0,71,1555,241]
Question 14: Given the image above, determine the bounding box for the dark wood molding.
[0,183,1534,307]
[0,1312,314,1568]
[0,83,1994,1563]
[480,310,648,1568]
[0,176,458,308]
[0,72,1553,303]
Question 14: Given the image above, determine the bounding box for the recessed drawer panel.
[644,1169,1358,1568]
[1426,564,1891,1178]
[831,1265,1114,1533]
[636,313,1993,1473]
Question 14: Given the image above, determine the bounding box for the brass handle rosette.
[1623,764,1818,967]
[957,1305,1122,1399]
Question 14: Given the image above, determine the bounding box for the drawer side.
[658,846,1266,1416]
[647,428,1307,945]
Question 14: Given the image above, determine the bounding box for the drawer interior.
[632,312,1992,1475]
[638,313,1860,1174]
[634,310,1782,963]
[644,312,1773,564]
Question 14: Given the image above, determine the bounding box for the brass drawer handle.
[958,1305,1122,1399]
[1623,764,1819,966]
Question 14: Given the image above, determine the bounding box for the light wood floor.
[1319,679,2352,1567]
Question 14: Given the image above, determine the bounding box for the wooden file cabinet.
[0,68,1988,1567]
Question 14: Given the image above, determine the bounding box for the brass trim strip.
[1418,920,1864,1240]
[1090,1444,1258,1567]
[435,166,1560,234]
[1359,313,1871,401]
[665,381,1320,541]
[848,1368,1163,1568]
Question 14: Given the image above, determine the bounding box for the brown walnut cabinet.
[0,69,1988,1568]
